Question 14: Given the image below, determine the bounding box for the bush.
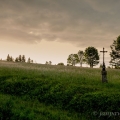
[57,63,64,65]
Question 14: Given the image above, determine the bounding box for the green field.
[0,61,120,120]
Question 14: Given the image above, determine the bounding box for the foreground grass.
[0,61,120,120]
[0,94,83,120]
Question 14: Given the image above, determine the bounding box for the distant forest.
[6,54,33,63]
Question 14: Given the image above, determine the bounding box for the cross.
[100,47,107,65]
[100,48,108,83]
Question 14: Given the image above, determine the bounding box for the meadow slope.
[0,61,120,120]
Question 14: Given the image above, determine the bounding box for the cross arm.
[100,51,107,52]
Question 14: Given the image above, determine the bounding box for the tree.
[7,54,13,62]
[49,61,52,65]
[57,62,64,65]
[7,54,10,61]
[67,54,79,66]
[78,50,84,67]
[84,47,99,68]
[45,61,49,65]
[21,55,26,62]
[27,57,31,63]
[18,55,22,62]
[31,60,33,63]
[110,35,120,68]
[10,56,14,62]
[15,57,19,62]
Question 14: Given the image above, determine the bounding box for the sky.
[0,0,120,67]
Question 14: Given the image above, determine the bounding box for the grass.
[0,61,120,120]
[0,94,83,120]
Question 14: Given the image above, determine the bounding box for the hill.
[0,61,120,120]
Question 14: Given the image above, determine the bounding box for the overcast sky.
[0,0,120,66]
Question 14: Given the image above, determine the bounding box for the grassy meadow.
[0,61,120,120]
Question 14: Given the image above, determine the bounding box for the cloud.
[84,0,120,13]
[0,0,120,48]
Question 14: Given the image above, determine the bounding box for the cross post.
[100,47,108,83]
[100,47,107,66]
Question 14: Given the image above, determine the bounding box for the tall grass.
[0,61,120,120]
[0,94,83,120]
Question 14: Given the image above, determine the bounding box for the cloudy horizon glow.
[0,0,120,67]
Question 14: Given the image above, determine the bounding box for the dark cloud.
[0,0,120,48]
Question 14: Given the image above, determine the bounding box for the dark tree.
[84,46,99,68]
[110,35,120,68]
[7,54,10,61]
[18,55,22,62]
[45,61,48,65]
[15,57,19,62]
[27,57,31,63]
[7,54,13,62]
[21,55,26,62]
[10,56,14,62]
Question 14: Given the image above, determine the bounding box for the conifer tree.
[7,54,10,61]
[18,55,22,62]
[15,57,19,62]
[22,55,26,62]
[10,56,13,62]
[27,57,31,63]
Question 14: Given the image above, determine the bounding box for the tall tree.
[10,56,14,62]
[27,57,31,63]
[21,55,26,62]
[18,55,22,62]
[78,50,84,67]
[6,54,13,62]
[67,54,79,66]
[7,54,10,61]
[84,47,99,68]
[110,35,120,68]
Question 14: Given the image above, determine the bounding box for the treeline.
[45,61,52,65]
[67,46,99,68]
[6,54,33,63]
[45,61,64,66]
[4,35,120,68]
[67,35,120,69]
